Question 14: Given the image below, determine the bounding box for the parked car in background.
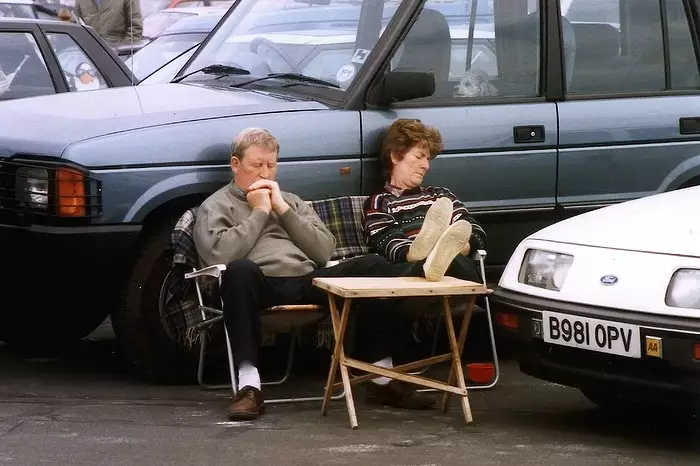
[0,0,58,19]
[141,0,171,18]
[143,5,227,39]
[125,11,223,81]
[168,0,232,8]
[1,0,700,386]
[0,18,136,101]
[491,186,700,410]
[115,5,228,57]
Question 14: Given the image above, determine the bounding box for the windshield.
[0,3,35,18]
[127,33,207,80]
[143,10,196,39]
[179,0,415,91]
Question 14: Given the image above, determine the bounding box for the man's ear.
[230,155,240,175]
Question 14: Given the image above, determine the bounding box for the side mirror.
[368,68,435,107]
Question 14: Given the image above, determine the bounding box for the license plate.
[541,311,641,359]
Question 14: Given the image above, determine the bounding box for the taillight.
[496,312,519,330]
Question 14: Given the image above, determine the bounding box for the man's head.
[230,127,280,191]
[58,8,72,21]
[380,119,443,189]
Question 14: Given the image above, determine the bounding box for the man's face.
[231,145,278,191]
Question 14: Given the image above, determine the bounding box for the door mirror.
[368,68,435,106]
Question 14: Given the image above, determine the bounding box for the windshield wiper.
[172,64,250,84]
[230,73,340,89]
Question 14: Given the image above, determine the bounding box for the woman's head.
[380,119,443,190]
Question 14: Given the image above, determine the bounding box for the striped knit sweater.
[362,185,486,263]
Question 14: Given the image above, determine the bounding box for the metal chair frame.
[185,264,346,404]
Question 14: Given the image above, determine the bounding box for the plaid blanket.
[162,196,370,349]
[162,207,205,348]
[309,195,371,260]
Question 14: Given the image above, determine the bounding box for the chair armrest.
[469,249,487,261]
[185,264,227,279]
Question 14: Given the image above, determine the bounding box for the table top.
[311,276,489,298]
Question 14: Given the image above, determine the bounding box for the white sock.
[237,361,261,391]
[371,356,393,385]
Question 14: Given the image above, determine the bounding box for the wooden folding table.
[312,276,489,429]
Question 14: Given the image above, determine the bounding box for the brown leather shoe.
[365,380,436,410]
[228,386,265,421]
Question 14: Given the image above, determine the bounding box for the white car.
[491,186,700,409]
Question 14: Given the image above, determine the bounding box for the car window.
[0,32,54,101]
[46,32,108,92]
[301,47,354,83]
[181,0,409,92]
[385,0,540,102]
[563,0,700,94]
[0,3,35,18]
[665,0,700,89]
[126,33,207,80]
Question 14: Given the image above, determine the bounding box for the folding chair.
[165,201,368,405]
[184,263,346,404]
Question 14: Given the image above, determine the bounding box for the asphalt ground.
[1,320,699,465]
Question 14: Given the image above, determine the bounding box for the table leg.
[321,295,358,428]
[441,297,475,412]
[440,296,473,424]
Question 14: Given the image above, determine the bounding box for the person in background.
[74,0,143,47]
[57,8,73,21]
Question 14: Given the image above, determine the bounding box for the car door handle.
[680,117,700,134]
[513,125,545,143]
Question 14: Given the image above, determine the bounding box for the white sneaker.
[423,220,472,282]
[407,197,453,262]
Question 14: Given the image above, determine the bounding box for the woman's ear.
[390,151,400,166]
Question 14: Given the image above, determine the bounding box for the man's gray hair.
[231,127,280,160]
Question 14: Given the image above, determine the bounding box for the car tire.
[112,219,203,384]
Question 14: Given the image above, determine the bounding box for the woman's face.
[390,144,430,190]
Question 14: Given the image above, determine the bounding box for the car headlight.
[12,163,95,218]
[15,167,49,209]
[665,268,700,309]
[518,248,574,291]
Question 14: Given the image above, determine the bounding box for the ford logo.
[600,275,618,285]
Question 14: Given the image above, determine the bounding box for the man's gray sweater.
[193,181,336,277]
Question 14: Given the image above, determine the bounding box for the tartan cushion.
[308,195,370,260]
